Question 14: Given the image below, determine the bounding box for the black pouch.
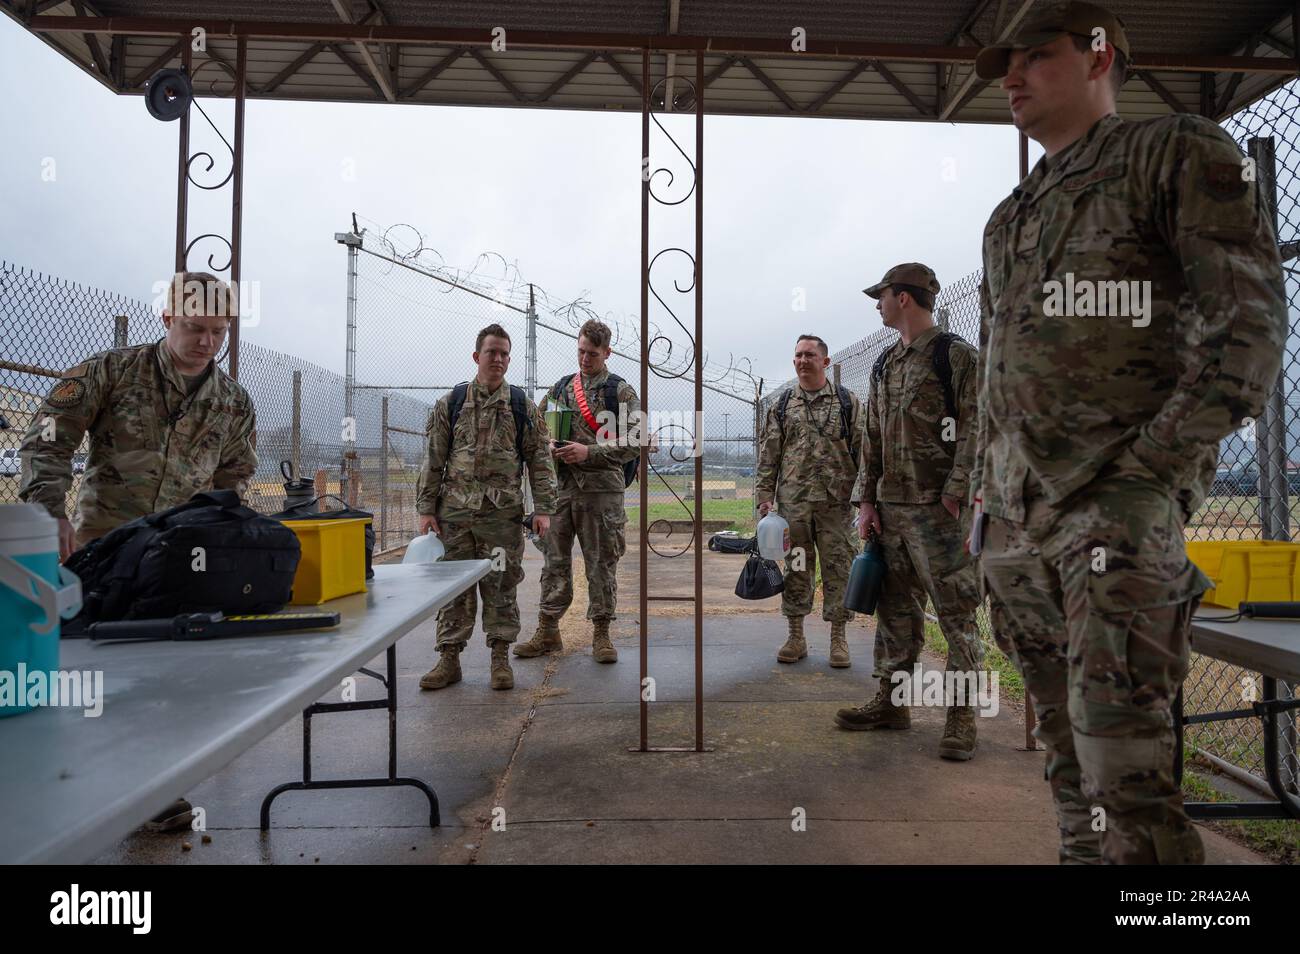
[271,494,375,580]
[735,545,784,600]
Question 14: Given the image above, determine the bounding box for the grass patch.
[626,497,756,533]
[1180,759,1299,864]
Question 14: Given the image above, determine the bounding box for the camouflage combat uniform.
[851,325,983,686]
[975,113,1287,864]
[417,378,557,649]
[19,340,257,547]
[536,370,640,623]
[756,381,863,624]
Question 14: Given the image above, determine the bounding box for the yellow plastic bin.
[285,517,371,605]
[1186,540,1300,608]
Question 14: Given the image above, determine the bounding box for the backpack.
[447,381,532,477]
[774,384,860,461]
[62,490,301,630]
[550,372,638,487]
[708,533,757,554]
[871,331,963,420]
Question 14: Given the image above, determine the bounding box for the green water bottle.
[843,532,886,615]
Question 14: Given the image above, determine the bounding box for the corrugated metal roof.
[6,0,1297,122]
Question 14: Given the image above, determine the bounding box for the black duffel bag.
[270,494,375,580]
[64,490,301,629]
[735,543,784,600]
[709,533,756,554]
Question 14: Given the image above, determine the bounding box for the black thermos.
[843,534,886,615]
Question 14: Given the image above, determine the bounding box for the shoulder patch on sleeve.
[1199,161,1250,202]
[46,378,86,408]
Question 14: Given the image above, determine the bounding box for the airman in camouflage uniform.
[973,2,1287,863]
[19,271,256,560]
[836,264,985,761]
[756,334,864,668]
[515,319,640,664]
[416,323,557,692]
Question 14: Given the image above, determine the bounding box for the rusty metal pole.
[1018,129,1038,752]
[228,35,247,379]
[693,48,705,752]
[638,46,650,753]
[174,37,191,272]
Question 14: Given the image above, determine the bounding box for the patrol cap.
[974,1,1130,81]
[863,263,941,300]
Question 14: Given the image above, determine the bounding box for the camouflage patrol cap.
[863,263,941,300]
[975,1,1130,81]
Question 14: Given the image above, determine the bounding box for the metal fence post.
[113,314,128,348]
[291,370,302,480]
[381,395,389,551]
[523,283,537,514]
[1250,136,1290,543]
[336,229,363,505]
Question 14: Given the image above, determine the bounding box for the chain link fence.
[0,259,425,540]
[349,218,762,555]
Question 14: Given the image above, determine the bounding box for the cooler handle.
[0,554,83,635]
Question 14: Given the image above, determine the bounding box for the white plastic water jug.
[402,529,446,564]
[756,511,791,561]
[0,504,82,717]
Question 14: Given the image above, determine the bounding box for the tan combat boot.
[777,615,807,663]
[419,645,462,691]
[592,619,618,664]
[939,705,977,760]
[834,676,910,730]
[513,613,563,657]
[489,640,515,690]
[829,620,850,669]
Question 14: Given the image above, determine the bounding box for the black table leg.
[260,643,440,831]
[1180,675,1300,821]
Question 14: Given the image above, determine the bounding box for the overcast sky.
[0,14,1038,389]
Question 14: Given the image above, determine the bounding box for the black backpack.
[774,384,859,461]
[550,372,638,487]
[871,331,963,420]
[63,490,301,630]
[446,381,531,476]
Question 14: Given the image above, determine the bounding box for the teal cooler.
[0,504,82,717]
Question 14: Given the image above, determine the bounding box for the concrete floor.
[94,537,1268,865]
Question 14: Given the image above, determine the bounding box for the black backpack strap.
[931,332,959,421]
[550,375,570,402]
[871,349,890,387]
[774,388,793,433]
[444,382,470,463]
[836,385,859,460]
[143,489,256,524]
[600,372,624,436]
[509,385,531,475]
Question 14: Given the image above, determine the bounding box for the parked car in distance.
[72,452,87,475]
[0,448,19,477]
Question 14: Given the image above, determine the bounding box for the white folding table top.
[0,560,490,864]
[1191,615,1300,683]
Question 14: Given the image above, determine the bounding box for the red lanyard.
[571,374,601,432]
